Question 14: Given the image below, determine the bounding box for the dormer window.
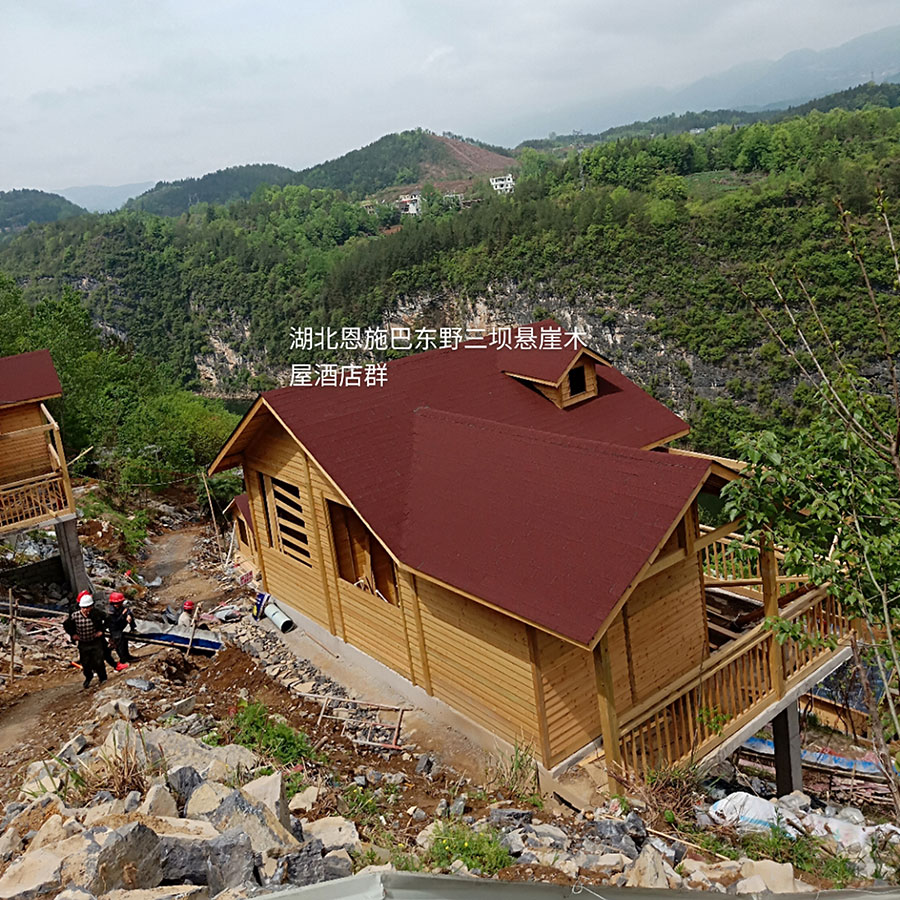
[568,365,587,397]
[500,340,608,409]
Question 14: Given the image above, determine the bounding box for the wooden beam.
[0,423,55,440]
[406,571,432,695]
[300,451,336,637]
[641,548,688,581]
[695,518,745,552]
[760,532,784,698]
[594,634,621,770]
[526,626,553,767]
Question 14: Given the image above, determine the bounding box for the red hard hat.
[109,592,125,604]
[182,600,195,611]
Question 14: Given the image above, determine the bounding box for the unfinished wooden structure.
[210,322,852,782]
[0,350,89,593]
[225,493,260,577]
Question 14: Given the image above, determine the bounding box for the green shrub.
[226,700,324,766]
[427,823,512,875]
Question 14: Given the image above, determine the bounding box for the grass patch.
[427,823,512,875]
[487,741,542,807]
[674,822,856,888]
[220,700,325,767]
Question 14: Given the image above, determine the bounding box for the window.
[568,365,587,397]
[327,500,398,604]
[237,517,249,547]
[257,473,312,567]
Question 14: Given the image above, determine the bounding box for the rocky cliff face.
[386,286,739,418]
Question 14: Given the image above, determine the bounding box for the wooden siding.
[534,630,600,766]
[233,409,713,773]
[244,418,331,630]
[416,578,542,748]
[624,554,707,704]
[0,405,52,484]
[560,359,598,407]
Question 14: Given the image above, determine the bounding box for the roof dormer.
[502,342,609,410]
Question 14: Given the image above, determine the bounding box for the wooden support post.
[185,602,201,657]
[772,701,803,795]
[760,532,784,697]
[595,633,622,773]
[526,626,553,767]
[201,472,224,564]
[8,590,16,685]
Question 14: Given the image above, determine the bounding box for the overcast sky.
[3,0,900,190]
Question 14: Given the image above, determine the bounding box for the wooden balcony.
[615,584,852,780]
[0,404,74,534]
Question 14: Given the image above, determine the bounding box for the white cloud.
[1,0,898,188]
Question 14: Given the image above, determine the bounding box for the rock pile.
[709,789,900,881]
[0,722,360,899]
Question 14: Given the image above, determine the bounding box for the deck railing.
[700,526,808,599]
[616,585,851,778]
[0,404,74,533]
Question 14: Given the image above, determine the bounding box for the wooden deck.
[616,585,851,778]
[0,405,74,534]
[578,524,854,787]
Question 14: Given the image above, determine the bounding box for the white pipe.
[263,600,295,633]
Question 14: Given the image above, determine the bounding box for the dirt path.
[140,525,224,614]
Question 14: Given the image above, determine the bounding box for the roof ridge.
[413,406,706,470]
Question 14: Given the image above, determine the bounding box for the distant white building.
[397,192,422,215]
[490,174,516,195]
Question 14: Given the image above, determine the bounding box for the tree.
[722,195,900,813]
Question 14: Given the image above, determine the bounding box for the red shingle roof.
[230,493,255,534]
[0,350,62,409]
[227,324,708,645]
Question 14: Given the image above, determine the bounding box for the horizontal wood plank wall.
[416,578,542,750]
[0,406,51,483]
[336,580,412,681]
[626,554,707,703]
[244,420,330,630]
[535,630,601,766]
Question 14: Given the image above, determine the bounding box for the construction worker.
[177,599,195,629]
[107,592,136,666]
[63,591,108,689]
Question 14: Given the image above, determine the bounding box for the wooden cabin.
[210,322,853,784]
[0,350,75,534]
[225,493,260,578]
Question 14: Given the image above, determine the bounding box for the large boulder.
[304,816,361,854]
[201,789,298,856]
[261,839,326,887]
[184,782,232,819]
[147,729,257,779]
[243,772,289,830]
[166,766,202,806]
[625,843,668,889]
[740,859,797,893]
[159,827,256,894]
[65,822,163,895]
[138,785,179,819]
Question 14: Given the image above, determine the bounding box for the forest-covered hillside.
[518,81,900,151]
[127,130,516,217]
[0,189,86,232]
[3,104,899,457]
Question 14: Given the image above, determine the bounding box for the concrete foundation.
[53,515,91,596]
[772,700,803,795]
